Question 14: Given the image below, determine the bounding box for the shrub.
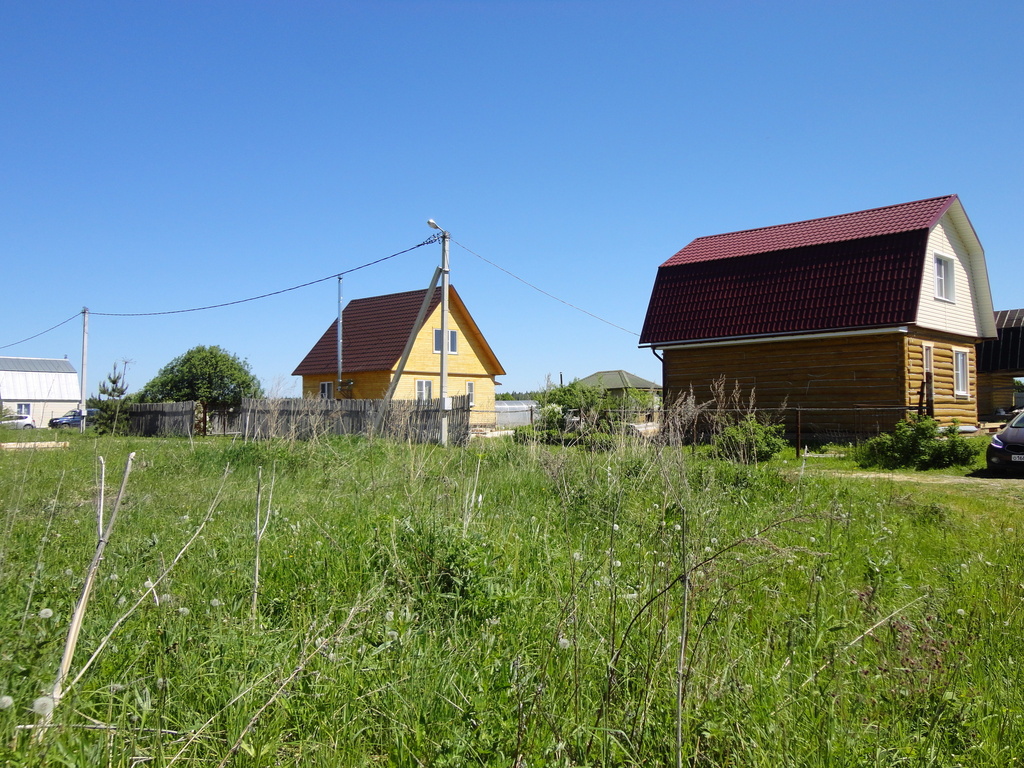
[854,414,982,470]
[711,415,788,463]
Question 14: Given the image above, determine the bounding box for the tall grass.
[0,431,1021,766]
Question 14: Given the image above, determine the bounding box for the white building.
[0,357,80,427]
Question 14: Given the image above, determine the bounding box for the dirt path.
[800,468,1023,489]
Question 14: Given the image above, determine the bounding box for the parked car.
[986,411,1024,473]
[48,409,99,429]
[1,413,36,429]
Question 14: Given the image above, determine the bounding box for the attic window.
[934,255,955,302]
[433,329,458,354]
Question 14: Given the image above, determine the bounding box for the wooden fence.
[128,396,472,445]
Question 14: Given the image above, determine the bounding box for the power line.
[452,238,640,337]
[92,236,439,318]
[0,237,438,349]
[0,312,83,351]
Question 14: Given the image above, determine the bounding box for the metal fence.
[129,396,473,446]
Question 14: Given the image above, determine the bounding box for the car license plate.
[1013,455,1024,462]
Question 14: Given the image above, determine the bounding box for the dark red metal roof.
[662,195,956,266]
[293,287,443,375]
[640,197,959,346]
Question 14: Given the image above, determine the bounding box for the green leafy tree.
[86,362,131,435]
[138,346,263,434]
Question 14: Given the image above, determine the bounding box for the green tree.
[137,346,263,434]
[86,362,131,435]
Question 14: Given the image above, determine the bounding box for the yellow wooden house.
[293,286,505,426]
[640,195,997,432]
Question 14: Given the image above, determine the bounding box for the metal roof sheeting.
[0,357,77,374]
[660,196,956,266]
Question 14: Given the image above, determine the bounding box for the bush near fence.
[129,396,472,445]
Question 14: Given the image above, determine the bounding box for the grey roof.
[0,357,77,374]
[577,370,660,390]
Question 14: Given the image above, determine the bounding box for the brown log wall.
[663,331,980,433]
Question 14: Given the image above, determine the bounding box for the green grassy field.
[1,432,1022,766]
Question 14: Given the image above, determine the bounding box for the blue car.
[48,409,99,429]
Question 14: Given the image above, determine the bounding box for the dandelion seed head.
[117,596,126,606]
[108,573,118,582]
[612,524,620,532]
[209,598,222,608]
[144,580,154,590]
[384,611,394,622]
[64,569,74,577]
[38,608,53,620]
[673,524,681,531]
[612,560,621,568]
[956,608,966,616]
[156,678,168,690]
[177,607,189,616]
[31,696,54,716]
[0,695,13,710]
[386,630,399,641]
[572,551,583,562]
[557,637,571,649]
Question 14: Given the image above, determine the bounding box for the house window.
[320,381,334,399]
[466,381,475,406]
[416,380,433,400]
[433,329,458,354]
[934,255,955,302]
[17,403,31,416]
[953,349,969,397]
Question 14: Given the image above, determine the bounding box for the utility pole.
[80,308,89,432]
[428,220,451,446]
[336,276,343,399]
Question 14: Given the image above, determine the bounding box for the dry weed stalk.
[251,464,276,623]
[38,453,135,738]
[65,463,232,694]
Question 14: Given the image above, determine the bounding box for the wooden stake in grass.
[38,452,135,737]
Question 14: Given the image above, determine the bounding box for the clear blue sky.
[2,1,1021,397]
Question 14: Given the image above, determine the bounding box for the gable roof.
[0,357,77,374]
[293,286,504,376]
[641,195,984,347]
[577,370,660,390]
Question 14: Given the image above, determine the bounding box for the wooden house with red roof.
[640,195,997,431]
[293,286,505,426]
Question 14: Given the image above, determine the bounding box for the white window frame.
[466,381,475,406]
[416,380,433,401]
[16,403,31,416]
[319,381,334,399]
[934,254,955,303]
[433,329,458,354]
[953,348,969,397]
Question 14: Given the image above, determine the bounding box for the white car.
[1,414,36,429]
